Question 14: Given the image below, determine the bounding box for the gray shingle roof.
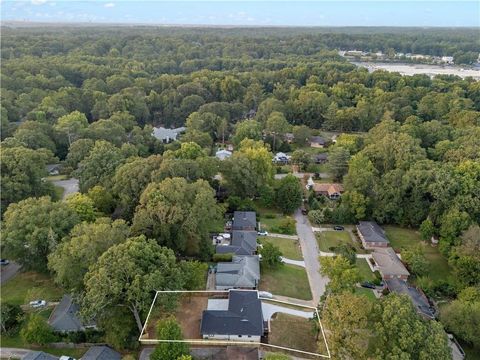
[151,126,185,141]
[372,248,410,278]
[200,290,264,336]
[232,211,257,230]
[216,231,257,255]
[81,346,121,360]
[310,136,326,145]
[385,278,435,319]
[357,221,389,244]
[48,294,92,332]
[216,256,260,288]
[24,352,58,360]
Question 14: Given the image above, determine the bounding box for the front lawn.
[355,258,377,282]
[1,271,63,306]
[316,231,366,254]
[384,226,452,282]
[269,313,320,354]
[259,264,312,300]
[354,287,377,301]
[259,237,303,260]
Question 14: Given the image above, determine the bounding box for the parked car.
[301,208,308,215]
[333,225,345,231]
[0,259,10,266]
[360,282,376,289]
[60,356,75,360]
[258,291,273,299]
[257,230,268,236]
[29,300,47,308]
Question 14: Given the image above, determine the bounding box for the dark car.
[301,208,308,215]
[0,259,10,266]
[360,282,376,289]
[333,225,345,231]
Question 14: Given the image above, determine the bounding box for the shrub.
[21,314,57,345]
[213,253,233,262]
[0,303,23,334]
[276,217,296,235]
[264,213,276,219]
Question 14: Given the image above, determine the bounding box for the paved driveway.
[294,209,329,305]
[52,178,79,200]
[262,302,314,321]
[0,348,32,359]
[0,262,21,285]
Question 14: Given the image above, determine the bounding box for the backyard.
[259,236,303,260]
[384,226,452,282]
[259,264,312,300]
[268,313,324,356]
[316,230,366,254]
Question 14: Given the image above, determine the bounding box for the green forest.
[1,26,479,359]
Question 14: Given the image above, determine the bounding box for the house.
[312,153,328,164]
[215,256,260,290]
[385,278,435,319]
[216,231,258,256]
[200,290,266,341]
[232,211,257,231]
[48,295,95,332]
[46,164,61,176]
[441,56,454,64]
[356,221,389,249]
[312,183,344,200]
[273,152,290,164]
[372,248,410,281]
[310,136,326,148]
[81,346,121,360]
[151,126,186,143]
[216,149,232,161]
[23,352,58,360]
[284,133,294,143]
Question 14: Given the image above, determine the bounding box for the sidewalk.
[267,233,299,240]
[280,257,306,267]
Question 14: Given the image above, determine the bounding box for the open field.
[259,264,312,300]
[1,271,63,306]
[384,226,452,282]
[259,236,303,260]
[316,231,366,253]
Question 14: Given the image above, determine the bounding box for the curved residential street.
[294,209,329,305]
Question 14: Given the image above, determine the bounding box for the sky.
[1,1,479,27]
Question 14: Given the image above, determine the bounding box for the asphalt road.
[294,209,329,305]
[0,262,21,285]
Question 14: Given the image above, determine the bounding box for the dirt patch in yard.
[174,295,208,339]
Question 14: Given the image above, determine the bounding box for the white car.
[257,230,268,236]
[60,356,75,360]
[29,300,47,308]
[258,291,273,299]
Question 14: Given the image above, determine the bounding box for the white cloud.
[104,2,115,8]
[31,0,48,5]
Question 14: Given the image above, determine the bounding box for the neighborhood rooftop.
[232,211,257,230]
[216,230,257,256]
[48,294,93,332]
[215,255,260,290]
[385,278,435,319]
[23,352,58,360]
[200,290,264,337]
[80,346,121,360]
[372,247,410,278]
[357,221,389,244]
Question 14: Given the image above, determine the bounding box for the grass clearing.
[1,271,63,306]
[259,236,303,260]
[46,175,67,181]
[355,258,377,282]
[53,185,65,200]
[259,264,312,300]
[269,313,320,354]
[354,287,377,301]
[255,202,297,235]
[384,226,452,282]
[316,231,366,253]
